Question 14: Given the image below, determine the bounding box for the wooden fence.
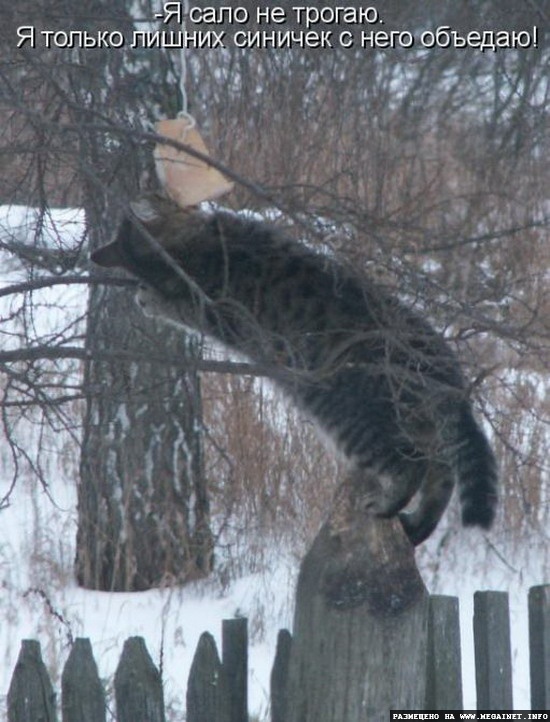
[5,586,550,721]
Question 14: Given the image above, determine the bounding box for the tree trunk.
[77,259,212,590]
[72,3,212,591]
[286,515,428,722]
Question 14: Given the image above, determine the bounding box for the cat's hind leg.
[399,461,455,545]
[329,458,424,541]
[349,462,423,519]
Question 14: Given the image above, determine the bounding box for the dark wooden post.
[62,638,105,722]
[425,595,463,709]
[270,629,292,722]
[473,591,513,710]
[529,584,550,710]
[7,640,58,722]
[114,636,165,722]
[285,516,428,722]
[187,632,230,722]
[222,618,248,722]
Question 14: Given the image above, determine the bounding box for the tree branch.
[0,344,283,381]
[0,274,137,299]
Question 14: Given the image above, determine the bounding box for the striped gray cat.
[92,194,498,545]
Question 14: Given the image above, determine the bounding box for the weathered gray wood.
[222,618,248,722]
[473,591,513,710]
[186,632,230,722]
[7,639,58,722]
[425,595,463,710]
[529,584,550,710]
[270,629,292,722]
[114,636,165,722]
[286,517,428,722]
[61,638,105,722]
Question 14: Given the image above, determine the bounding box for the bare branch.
[0,344,282,381]
[0,274,137,299]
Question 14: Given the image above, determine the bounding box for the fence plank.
[473,591,513,710]
[529,584,550,710]
[114,636,165,722]
[270,629,292,722]
[61,638,105,722]
[187,632,230,722]
[425,595,463,710]
[7,639,58,722]
[222,618,248,722]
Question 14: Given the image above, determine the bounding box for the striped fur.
[92,194,498,544]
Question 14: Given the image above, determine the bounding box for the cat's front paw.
[135,285,154,317]
[135,285,170,321]
[135,285,192,332]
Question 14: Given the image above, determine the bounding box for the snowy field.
[0,445,546,718]
[0,464,296,719]
[0,205,548,718]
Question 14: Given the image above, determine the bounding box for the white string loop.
[178,0,195,126]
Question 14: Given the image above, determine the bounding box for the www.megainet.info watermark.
[391,713,549,720]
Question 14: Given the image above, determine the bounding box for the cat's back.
[155,207,460,387]
[206,212,374,318]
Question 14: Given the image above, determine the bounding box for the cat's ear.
[130,196,160,223]
[90,240,125,268]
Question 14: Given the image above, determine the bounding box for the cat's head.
[90,194,182,271]
[90,194,199,296]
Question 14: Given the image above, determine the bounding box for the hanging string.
[153,0,233,206]
[178,0,195,127]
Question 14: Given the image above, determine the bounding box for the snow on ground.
[0,412,298,719]
[421,524,548,712]
[0,453,546,718]
[0,461,296,719]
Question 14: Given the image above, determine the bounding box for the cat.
[91,193,498,545]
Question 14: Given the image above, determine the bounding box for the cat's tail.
[454,403,498,529]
